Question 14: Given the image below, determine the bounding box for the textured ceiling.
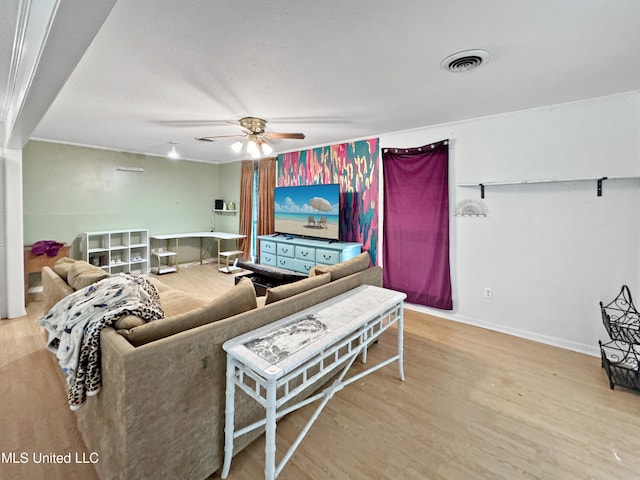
[20,0,640,163]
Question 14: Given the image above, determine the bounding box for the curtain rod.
[383,139,448,154]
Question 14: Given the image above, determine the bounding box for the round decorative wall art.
[455,199,488,217]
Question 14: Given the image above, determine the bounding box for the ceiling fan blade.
[225,121,252,135]
[266,132,306,139]
[195,134,244,142]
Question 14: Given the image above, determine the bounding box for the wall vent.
[441,49,490,73]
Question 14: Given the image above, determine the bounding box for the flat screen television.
[274,184,340,240]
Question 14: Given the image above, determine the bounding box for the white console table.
[221,285,406,480]
[257,234,362,274]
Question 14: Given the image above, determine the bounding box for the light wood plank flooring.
[2,264,639,479]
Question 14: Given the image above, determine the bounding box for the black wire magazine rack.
[599,285,640,391]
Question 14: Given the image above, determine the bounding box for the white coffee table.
[220,284,406,480]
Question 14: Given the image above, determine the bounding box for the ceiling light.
[441,49,490,72]
[246,140,260,158]
[167,142,180,159]
[261,142,273,155]
[229,136,274,158]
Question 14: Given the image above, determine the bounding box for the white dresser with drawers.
[257,234,362,274]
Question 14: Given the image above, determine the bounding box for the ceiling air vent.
[441,49,490,73]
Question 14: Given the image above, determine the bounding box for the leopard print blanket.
[38,273,164,410]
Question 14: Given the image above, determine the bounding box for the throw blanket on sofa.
[38,274,164,410]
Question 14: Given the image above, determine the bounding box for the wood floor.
[2,264,640,480]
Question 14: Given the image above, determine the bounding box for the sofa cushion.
[118,278,257,346]
[67,260,110,290]
[112,289,207,330]
[158,289,209,317]
[53,257,76,281]
[309,251,371,281]
[264,272,330,305]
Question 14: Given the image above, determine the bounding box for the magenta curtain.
[382,140,452,309]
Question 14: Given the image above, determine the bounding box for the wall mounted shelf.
[213,209,238,213]
[457,175,640,199]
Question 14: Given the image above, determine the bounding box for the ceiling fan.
[195,116,305,157]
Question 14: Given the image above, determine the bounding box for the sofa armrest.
[73,327,136,479]
[42,266,74,312]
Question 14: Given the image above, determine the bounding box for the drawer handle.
[282,248,289,253]
[323,254,331,260]
[301,251,308,257]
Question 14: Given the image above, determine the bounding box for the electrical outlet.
[484,287,493,299]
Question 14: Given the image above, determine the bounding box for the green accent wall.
[214,161,242,234]
[23,141,241,262]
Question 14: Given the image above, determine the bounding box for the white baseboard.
[404,303,600,358]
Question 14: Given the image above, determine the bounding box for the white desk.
[150,231,245,271]
[221,284,406,480]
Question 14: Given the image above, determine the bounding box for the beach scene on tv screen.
[274,184,339,240]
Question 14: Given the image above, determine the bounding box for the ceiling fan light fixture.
[261,142,273,155]
[202,116,305,157]
[247,140,260,158]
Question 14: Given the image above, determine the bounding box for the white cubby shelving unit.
[83,229,149,275]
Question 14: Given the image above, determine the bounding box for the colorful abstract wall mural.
[277,138,380,264]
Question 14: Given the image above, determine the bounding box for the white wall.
[380,92,640,355]
[2,147,26,318]
[0,150,6,318]
[215,161,242,233]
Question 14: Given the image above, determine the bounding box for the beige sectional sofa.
[41,253,381,480]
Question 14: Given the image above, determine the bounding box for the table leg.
[221,357,236,479]
[24,273,29,307]
[264,379,277,480]
[398,305,405,381]
[164,239,181,271]
[175,238,179,271]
